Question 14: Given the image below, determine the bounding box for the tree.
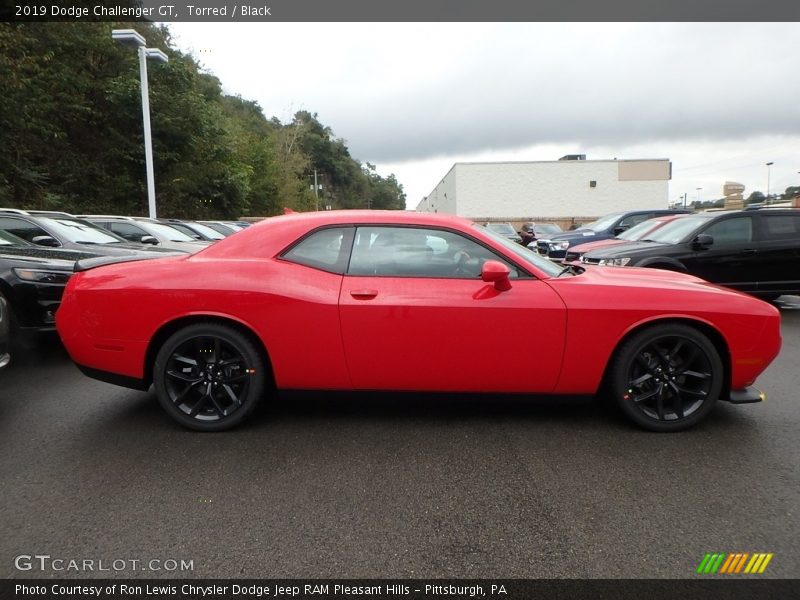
[0,23,406,217]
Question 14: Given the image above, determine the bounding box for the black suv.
[536,209,690,260]
[0,229,100,333]
[581,208,800,299]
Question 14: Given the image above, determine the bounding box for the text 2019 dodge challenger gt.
[56,211,781,432]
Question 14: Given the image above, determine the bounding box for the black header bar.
[4,0,800,22]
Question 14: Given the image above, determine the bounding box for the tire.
[153,323,266,431]
[609,324,723,432]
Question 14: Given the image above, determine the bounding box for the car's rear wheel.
[153,323,265,431]
[609,324,722,432]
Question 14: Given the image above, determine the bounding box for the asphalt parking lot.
[1,297,799,580]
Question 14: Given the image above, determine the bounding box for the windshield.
[0,229,31,246]
[582,213,623,233]
[486,222,517,235]
[41,217,126,244]
[477,224,563,278]
[618,218,664,241]
[143,222,197,242]
[537,223,562,235]
[188,222,225,240]
[644,216,709,244]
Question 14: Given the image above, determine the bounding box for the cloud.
[169,22,800,205]
[317,23,800,162]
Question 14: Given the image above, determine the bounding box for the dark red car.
[56,211,781,432]
[564,214,688,263]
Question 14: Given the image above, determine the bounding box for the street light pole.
[138,46,158,220]
[766,162,774,204]
[696,187,703,206]
[112,29,168,219]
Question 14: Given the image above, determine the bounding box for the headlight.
[550,241,570,251]
[13,268,72,284]
[597,258,631,267]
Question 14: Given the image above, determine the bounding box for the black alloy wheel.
[610,324,723,432]
[153,323,266,431]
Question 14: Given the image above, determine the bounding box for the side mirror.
[139,235,159,245]
[692,234,713,249]
[31,235,59,247]
[613,225,628,235]
[481,260,512,291]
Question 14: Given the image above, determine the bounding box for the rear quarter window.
[762,215,800,240]
[281,227,354,274]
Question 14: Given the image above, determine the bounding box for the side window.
[347,226,519,279]
[618,214,650,230]
[0,217,51,243]
[109,222,148,242]
[762,215,800,240]
[704,217,753,244]
[282,227,353,274]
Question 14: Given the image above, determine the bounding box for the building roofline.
[451,158,670,167]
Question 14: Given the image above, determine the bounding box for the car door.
[755,213,800,295]
[338,225,567,393]
[681,215,760,292]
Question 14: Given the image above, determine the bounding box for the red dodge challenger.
[56,211,781,432]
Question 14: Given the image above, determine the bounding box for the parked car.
[57,210,780,433]
[536,209,691,260]
[519,222,563,247]
[198,221,240,236]
[0,293,9,370]
[484,222,522,244]
[0,209,185,257]
[80,216,211,253]
[581,208,800,299]
[563,214,689,263]
[0,228,99,333]
[158,219,226,242]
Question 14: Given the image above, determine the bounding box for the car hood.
[582,240,671,259]
[547,229,602,242]
[157,240,211,253]
[547,265,778,320]
[0,246,99,264]
[576,263,707,287]
[568,238,626,253]
[0,252,79,271]
[556,264,741,301]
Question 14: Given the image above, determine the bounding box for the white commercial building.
[416,157,671,222]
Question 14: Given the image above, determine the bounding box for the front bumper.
[725,386,765,404]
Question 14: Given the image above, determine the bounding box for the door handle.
[741,249,757,255]
[350,289,378,299]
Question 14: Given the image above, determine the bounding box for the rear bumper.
[725,386,765,404]
[76,363,149,391]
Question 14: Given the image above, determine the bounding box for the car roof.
[264,210,473,228]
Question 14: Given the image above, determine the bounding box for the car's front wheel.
[609,324,723,432]
[153,323,266,431]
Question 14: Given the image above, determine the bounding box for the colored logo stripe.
[697,553,773,574]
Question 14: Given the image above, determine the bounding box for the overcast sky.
[169,23,800,210]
